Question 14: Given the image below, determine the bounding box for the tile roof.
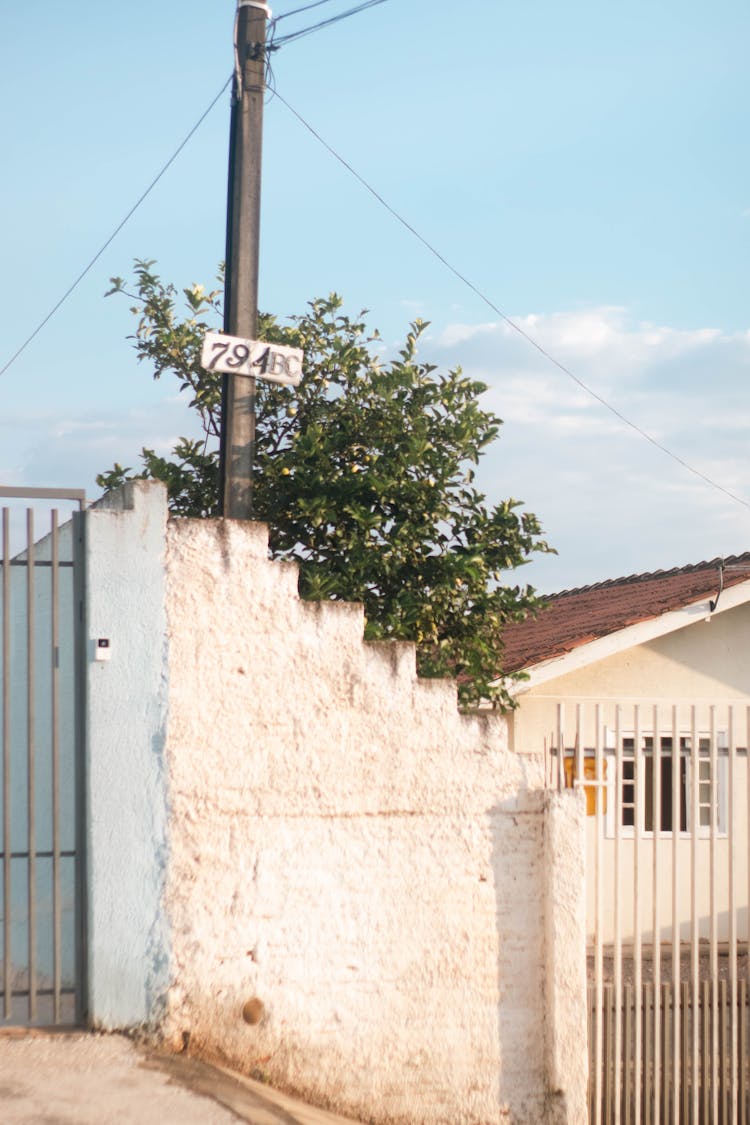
[500,553,750,675]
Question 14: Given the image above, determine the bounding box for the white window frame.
[603,729,728,840]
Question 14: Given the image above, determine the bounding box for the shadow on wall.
[490,798,547,1123]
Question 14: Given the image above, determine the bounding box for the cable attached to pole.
[271,88,750,515]
[0,75,232,381]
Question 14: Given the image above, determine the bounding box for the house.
[499,553,750,1118]
[499,552,750,947]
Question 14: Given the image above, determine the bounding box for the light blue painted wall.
[84,481,170,1028]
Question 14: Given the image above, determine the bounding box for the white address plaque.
[201,331,303,386]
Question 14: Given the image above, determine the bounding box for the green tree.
[100,260,551,706]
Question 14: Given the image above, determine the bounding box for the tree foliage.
[100,260,551,706]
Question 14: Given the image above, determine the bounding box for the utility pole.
[220,0,269,518]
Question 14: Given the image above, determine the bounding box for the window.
[609,732,726,837]
[627,736,688,833]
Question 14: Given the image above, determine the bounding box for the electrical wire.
[274,0,340,22]
[4,6,743,518]
[271,87,750,514]
[0,0,383,380]
[270,0,389,48]
[0,75,233,381]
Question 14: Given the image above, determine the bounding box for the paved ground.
[0,1033,363,1125]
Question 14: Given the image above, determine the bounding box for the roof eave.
[498,575,750,696]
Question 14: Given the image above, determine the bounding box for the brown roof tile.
[500,553,750,675]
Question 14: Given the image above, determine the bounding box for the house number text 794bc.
[201,331,303,387]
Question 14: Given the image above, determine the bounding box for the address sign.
[201,331,303,387]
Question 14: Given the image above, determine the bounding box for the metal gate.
[0,487,87,1027]
[552,700,750,1124]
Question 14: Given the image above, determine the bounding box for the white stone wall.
[83,483,587,1125]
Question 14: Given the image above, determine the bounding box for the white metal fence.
[549,700,750,1124]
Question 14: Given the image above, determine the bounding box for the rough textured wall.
[161,516,571,1125]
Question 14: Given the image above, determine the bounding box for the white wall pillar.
[544,789,588,1124]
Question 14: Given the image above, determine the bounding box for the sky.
[1,0,749,592]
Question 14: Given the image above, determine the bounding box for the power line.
[270,0,389,48]
[4,17,743,518]
[271,88,750,515]
[274,0,339,22]
[0,75,233,381]
[0,2,386,380]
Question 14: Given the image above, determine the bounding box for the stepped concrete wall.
[84,482,587,1125]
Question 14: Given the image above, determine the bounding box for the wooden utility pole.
[219,0,269,518]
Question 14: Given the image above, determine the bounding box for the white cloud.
[429,307,750,591]
[434,307,734,385]
[436,320,498,348]
[5,393,205,500]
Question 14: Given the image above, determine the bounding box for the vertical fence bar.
[556,703,565,793]
[728,707,738,1124]
[691,705,700,1125]
[614,705,623,1125]
[594,703,604,1125]
[652,703,661,1124]
[661,981,671,1124]
[746,707,750,1125]
[710,706,719,1124]
[681,980,689,1125]
[575,702,584,796]
[2,508,10,1020]
[26,510,36,1023]
[740,978,747,1125]
[702,980,710,1123]
[624,982,633,1123]
[747,707,750,1125]
[588,986,594,1123]
[51,511,61,1024]
[645,981,653,1125]
[728,979,733,1123]
[671,705,680,1125]
[720,978,728,1123]
[72,507,88,1026]
[634,703,643,1125]
[605,984,613,1125]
